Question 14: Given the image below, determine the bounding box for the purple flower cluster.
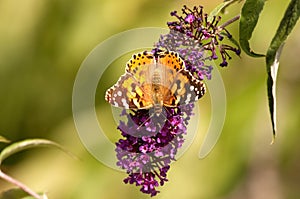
[155,5,240,78]
[115,105,194,196]
[114,5,239,197]
[154,30,212,80]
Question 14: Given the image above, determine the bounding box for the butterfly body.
[105,51,206,115]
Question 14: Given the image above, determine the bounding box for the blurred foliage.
[0,0,300,199]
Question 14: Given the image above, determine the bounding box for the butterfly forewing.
[125,51,155,86]
[157,51,185,89]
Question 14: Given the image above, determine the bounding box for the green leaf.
[0,188,47,199]
[239,0,266,57]
[0,136,10,143]
[208,0,234,22]
[0,139,76,165]
[0,188,30,199]
[221,0,243,14]
[266,0,300,140]
[266,44,284,142]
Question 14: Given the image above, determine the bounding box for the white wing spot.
[117,91,122,96]
[190,85,194,91]
[121,98,129,109]
[185,93,191,104]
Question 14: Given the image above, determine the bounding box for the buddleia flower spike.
[106,5,240,197]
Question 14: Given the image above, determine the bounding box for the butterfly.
[105,50,206,116]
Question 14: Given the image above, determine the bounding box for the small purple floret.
[185,13,195,23]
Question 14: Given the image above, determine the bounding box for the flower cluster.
[115,104,194,196]
[154,30,212,80]
[155,5,240,80]
[115,5,239,197]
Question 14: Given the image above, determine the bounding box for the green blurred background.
[1,0,300,198]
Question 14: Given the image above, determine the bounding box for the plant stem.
[219,15,240,29]
[0,170,42,199]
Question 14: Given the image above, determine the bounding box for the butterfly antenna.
[136,110,168,130]
[160,107,175,126]
[136,112,154,130]
[135,107,176,131]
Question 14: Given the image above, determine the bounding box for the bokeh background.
[1,0,300,198]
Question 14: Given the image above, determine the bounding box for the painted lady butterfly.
[105,51,206,115]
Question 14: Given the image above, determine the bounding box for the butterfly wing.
[105,73,153,109]
[157,51,185,89]
[156,51,206,107]
[125,51,155,85]
[163,69,206,107]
